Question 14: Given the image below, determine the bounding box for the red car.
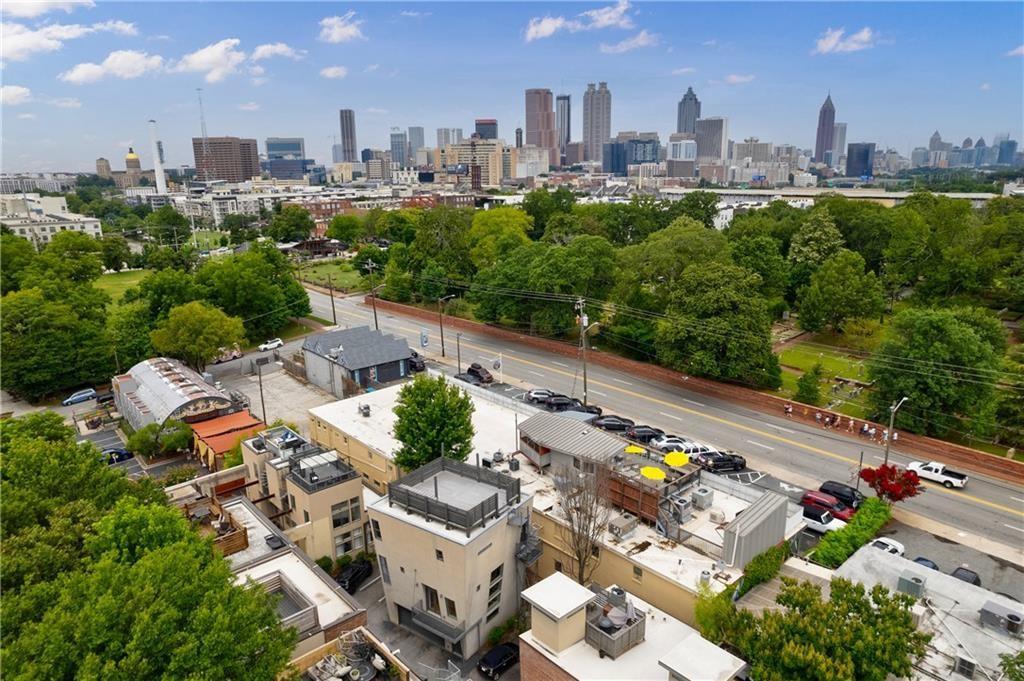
[799,490,854,522]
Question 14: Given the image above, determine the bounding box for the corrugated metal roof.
[517,412,626,463]
[724,492,787,537]
[191,411,264,438]
[119,357,232,426]
[302,326,410,371]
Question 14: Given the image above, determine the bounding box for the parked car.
[526,388,555,403]
[61,388,97,406]
[908,461,968,489]
[801,506,847,534]
[467,362,494,384]
[477,642,519,680]
[870,537,905,557]
[592,415,635,431]
[695,452,747,473]
[913,557,940,570]
[799,490,855,522]
[819,480,866,509]
[101,447,134,464]
[258,338,284,352]
[566,400,602,416]
[454,373,482,386]
[94,391,115,405]
[626,425,665,444]
[544,395,577,411]
[213,343,243,364]
[408,350,426,372]
[651,434,690,450]
[950,566,982,586]
[336,559,373,594]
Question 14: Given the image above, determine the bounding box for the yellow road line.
[324,296,1024,517]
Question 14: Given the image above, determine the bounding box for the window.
[379,556,390,585]
[554,560,563,573]
[633,565,643,582]
[591,545,600,558]
[334,528,364,556]
[303,510,309,523]
[371,519,382,540]
[424,585,440,615]
[331,497,361,528]
[445,598,457,619]
[435,549,444,562]
[488,564,503,613]
[487,608,500,622]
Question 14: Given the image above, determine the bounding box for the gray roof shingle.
[302,326,411,370]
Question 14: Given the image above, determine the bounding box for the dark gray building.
[845,142,876,178]
[302,326,412,398]
[676,86,700,134]
[339,109,358,163]
[813,94,835,163]
[265,137,305,160]
[601,141,628,175]
[475,118,498,140]
[556,94,571,157]
[390,129,408,167]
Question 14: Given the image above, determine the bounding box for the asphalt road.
[304,289,1024,557]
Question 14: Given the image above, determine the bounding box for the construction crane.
[196,88,213,182]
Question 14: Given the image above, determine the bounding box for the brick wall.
[361,295,1024,484]
[519,638,579,681]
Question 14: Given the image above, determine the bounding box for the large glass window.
[334,527,364,556]
[331,497,361,528]
[424,585,440,615]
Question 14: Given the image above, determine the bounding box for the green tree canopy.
[150,301,245,372]
[664,190,721,229]
[787,207,845,297]
[730,234,789,299]
[799,249,884,333]
[352,243,388,277]
[143,205,191,246]
[124,267,201,320]
[21,230,104,286]
[0,233,36,294]
[221,213,260,245]
[105,300,154,371]
[393,374,475,471]
[265,204,314,242]
[99,234,132,271]
[126,420,193,460]
[409,205,474,279]
[326,213,364,244]
[523,187,575,239]
[468,206,532,270]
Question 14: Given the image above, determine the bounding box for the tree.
[665,190,720,229]
[1001,650,1024,681]
[714,577,930,681]
[788,208,845,296]
[468,206,532,270]
[105,301,153,371]
[144,205,191,247]
[150,301,244,372]
[265,204,314,242]
[0,233,36,294]
[795,363,824,405]
[858,464,924,504]
[655,263,781,388]
[799,250,884,333]
[392,374,475,471]
[997,345,1024,448]
[409,205,474,279]
[868,307,1003,436]
[21,230,103,285]
[526,235,618,335]
[523,188,574,239]
[126,420,193,460]
[352,243,388,276]
[552,465,610,585]
[381,258,414,303]
[221,213,260,245]
[326,214,364,245]
[125,267,200,320]
[730,234,789,299]
[728,200,807,255]
[416,259,447,302]
[99,234,132,271]
[814,195,896,273]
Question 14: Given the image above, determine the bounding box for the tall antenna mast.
[196,87,212,182]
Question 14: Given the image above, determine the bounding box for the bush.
[486,614,525,646]
[315,556,334,573]
[737,544,789,597]
[334,554,353,573]
[445,297,474,320]
[158,465,197,487]
[813,497,892,568]
[794,363,824,406]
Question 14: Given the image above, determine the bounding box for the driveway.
[218,368,335,437]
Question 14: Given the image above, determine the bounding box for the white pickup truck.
[908,461,969,489]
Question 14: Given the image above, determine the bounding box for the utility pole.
[325,273,338,325]
[366,259,379,331]
[883,396,909,466]
[456,332,463,373]
[575,298,598,406]
[256,358,269,423]
[439,294,455,357]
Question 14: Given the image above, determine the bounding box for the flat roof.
[521,572,597,620]
[402,469,508,512]
[658,629,748,681]
[220,497,285,569]
[521,586,746,681]
[235,551,355,628]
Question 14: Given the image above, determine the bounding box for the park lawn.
[96,269,150,306]
[191,230,227,250]
[298,261,364,291]
[241,321,311,351]
[778,342,869,382]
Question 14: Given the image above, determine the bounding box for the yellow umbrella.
[623,444,646,454]
[640,466,666,481]
[664,452,689,468]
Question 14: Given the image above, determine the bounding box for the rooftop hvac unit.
[980,600,1024,637]
[509,458,521,472]
[692,487,714,510]
[910,603,926,629]
[897,570,926,599]
[954,654,976,679]
[481,457,493,469]
[709,508,726,524]
[359,404,371,417]
[492,451,505,463]
[609,513,638,541]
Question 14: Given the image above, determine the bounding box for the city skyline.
[1,1,1022,172]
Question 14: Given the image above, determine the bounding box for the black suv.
[696,452,746,473]
[336,559,373,593]
[477,642,519,680]
[593,415,635,431]
[819,480,865,509]
[467,362,494,383]
[625,425,664,444]
[408,350,426,372]
[544,395,576,411]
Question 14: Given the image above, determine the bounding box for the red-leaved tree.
[859,464,924,504]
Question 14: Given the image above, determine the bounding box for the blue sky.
[2,1,1022,173]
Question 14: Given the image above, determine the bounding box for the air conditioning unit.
[897,570,926,599]
[609,513,638,541]
[910,603,926,628]
[954,654,977,679]
[481,457,493,469]
[509,458,521,472]
[980,600,1024,637]
[491,451,505,463]
[709,508,726,524]
[359,404,371,417]
[692,487,714,510]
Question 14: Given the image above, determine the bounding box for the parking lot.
[218,367,336,437]
[77,428,143,479]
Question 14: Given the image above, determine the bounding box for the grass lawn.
[778,343,869,381]
[241,321,310,351]
[191,230,227,250]
[297,261,364,291]
[96,269,150,306]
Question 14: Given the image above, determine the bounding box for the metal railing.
[584,587,646,659]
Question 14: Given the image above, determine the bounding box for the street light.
[883,396,909,466]
[438,294,455,358]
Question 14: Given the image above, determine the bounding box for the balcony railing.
[584,587,646,659]
[412,601,467,643]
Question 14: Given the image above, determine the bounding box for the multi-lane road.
[305,289,1024,558]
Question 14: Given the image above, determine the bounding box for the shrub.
[795,363,824,405]
[158,465,198,487]
[315,556,334,573]
[334,554,353,573]
[737,544,789,597]
[813,497,892,568]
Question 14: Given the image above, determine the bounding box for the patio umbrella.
[624,444,646,454]
[640,466,666,481]
[663,452,689,468]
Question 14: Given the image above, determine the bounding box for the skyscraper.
[515,127,523,148]
[338,109,357,163]
[831,123,847,168]
[583,82,611,162]
[408,126,425,156]
[677,86,700,134]
[437,128,464,148]
[556,94,571,157]
[389,129,408,167]
[475,119,498,140]
[695,117,729,163]
[813,94,835,163]
[265,137,305,160]
[525,88,558,166]
[191,136,259,183]
[845,142,876,178]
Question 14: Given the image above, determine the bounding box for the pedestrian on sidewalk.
[815,411,822,426]
[784,403,793,418]
[892,431,899,444]
[869,426,877,441]
[847,418,855,433]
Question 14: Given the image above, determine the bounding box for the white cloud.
[365,107,387,115]
[1,19,136,61]
[248,64,265,76]
[251,42,305,61]
[1,1,93,18]
[979,82,991,91]
[1007,45,1024,57]
[724,73,755,84]
[1,84,32,105]
[148,34,172,41]
[59,49,163,84]
[319,12,365,43]
[702,39,717,47]
[599,29,658,54]
[399,10,430,18]
[364,63,379,73]
[813,26,876,55]
[48,96,81,108]
[672,66,696,75]
[17,112,36,119]
[319,65,348,79]
[171,38,246,82]
[237,102,259,111]
[525,0,633,42]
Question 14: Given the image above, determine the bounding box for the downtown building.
[525,88,559,167]
[556,94,571,162]
[192,136,260,183]
[813,94,836,164]
[677,86,700,134]
[338,109,358,163]
[583,82,612,163]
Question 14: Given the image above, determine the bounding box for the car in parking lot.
[695,451,747,473]
[626,425,665,444]
[913,557,940,570]
[567,401,602,416]
[870,538,905,556]
[101,447,134,464]
[258,338,284,351]
[650,434,691,450]
[818,480,866,510]
[950,566,982,586]
[544,394,576,411]
[526,388,556,403]
[467,362,494,384]
[799,490,855,522]
[801,506,847,534]
[213,343,243,364]
[408,350,426,372]
[592,415,634,431]
[95,391,115,405]
[454,372,482,386]
[477,642,519,680]
[62,388,97,406]
[336,559,373,594]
